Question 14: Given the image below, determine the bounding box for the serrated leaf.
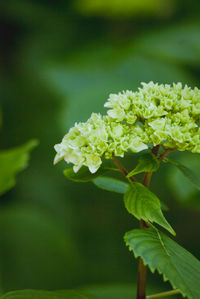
[124,183,175,236]
[127,153,159,178]
[165,158,200,191]
[124,228,200,299]
[0,289,99,299]
[63,165,119,183]
[92,176,128,194]
[0,139,39,196]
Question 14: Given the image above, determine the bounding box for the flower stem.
[112,156,150,299]
[137,172,152,299]
[137,256,147,299]
[112,147,176,299]
[146,289,180,298]
[112,157,136,181]
[142,172,152,188]
[158,147,177,162]
[137,146,160,299]
[112,156,128,176]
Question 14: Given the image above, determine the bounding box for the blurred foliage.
[42,21,200,128]
[75,0,175,18]
[0,140,38,196]
[0,0,200,296]
[0,205,80,291]
[82,284,181,299]
[0,289,99,299]
[0,284,181,299]
[167,152,200,209]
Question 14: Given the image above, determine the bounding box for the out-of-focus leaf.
[0,289,98,299]
[0,140,38,196]
[125,228,200,299]
[92,176,128,194]
[165,158,200,190]
[82,284,180,299]
[0,0,65,29]
[127,153,159,178]
[82,284,138,299]
[0,207,79,291]
[166,152,200,210]
[74,0,175,18]
[160,201,169,212]
[43,48,192,129]
[124,183,175,235]
[136,22,200,66]
[63,166,119,183]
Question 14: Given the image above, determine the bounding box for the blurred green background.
[0,0,200,297]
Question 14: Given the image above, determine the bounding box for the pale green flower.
[107,107,125,121]
[104,82,200,153]
[54,82,200,173]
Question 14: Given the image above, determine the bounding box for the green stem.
[112,157,148,299]
[143,172,152,188]
[146,289,180,298]
[158,147,177,162]
[112,147,175,299]
[112,156,129,176]
[137,172,152,299]
[137,146,160,299]
[112,157,136,181]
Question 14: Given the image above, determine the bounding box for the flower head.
[54,82,200,173]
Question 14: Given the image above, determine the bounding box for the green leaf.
[124,183,175,236]
[165,158,200,191]
[166,153,200,211]
[92,176,128,194]
[127,153,159,178]
[0,140,38,196]
[0,289,99,299]
[63,166,118,183]
[136,22,200,66]
[75,0,174,18]
[82,284,176,299]
[124,227,200,299]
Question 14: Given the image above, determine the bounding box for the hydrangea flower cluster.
[54,82,200,173]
